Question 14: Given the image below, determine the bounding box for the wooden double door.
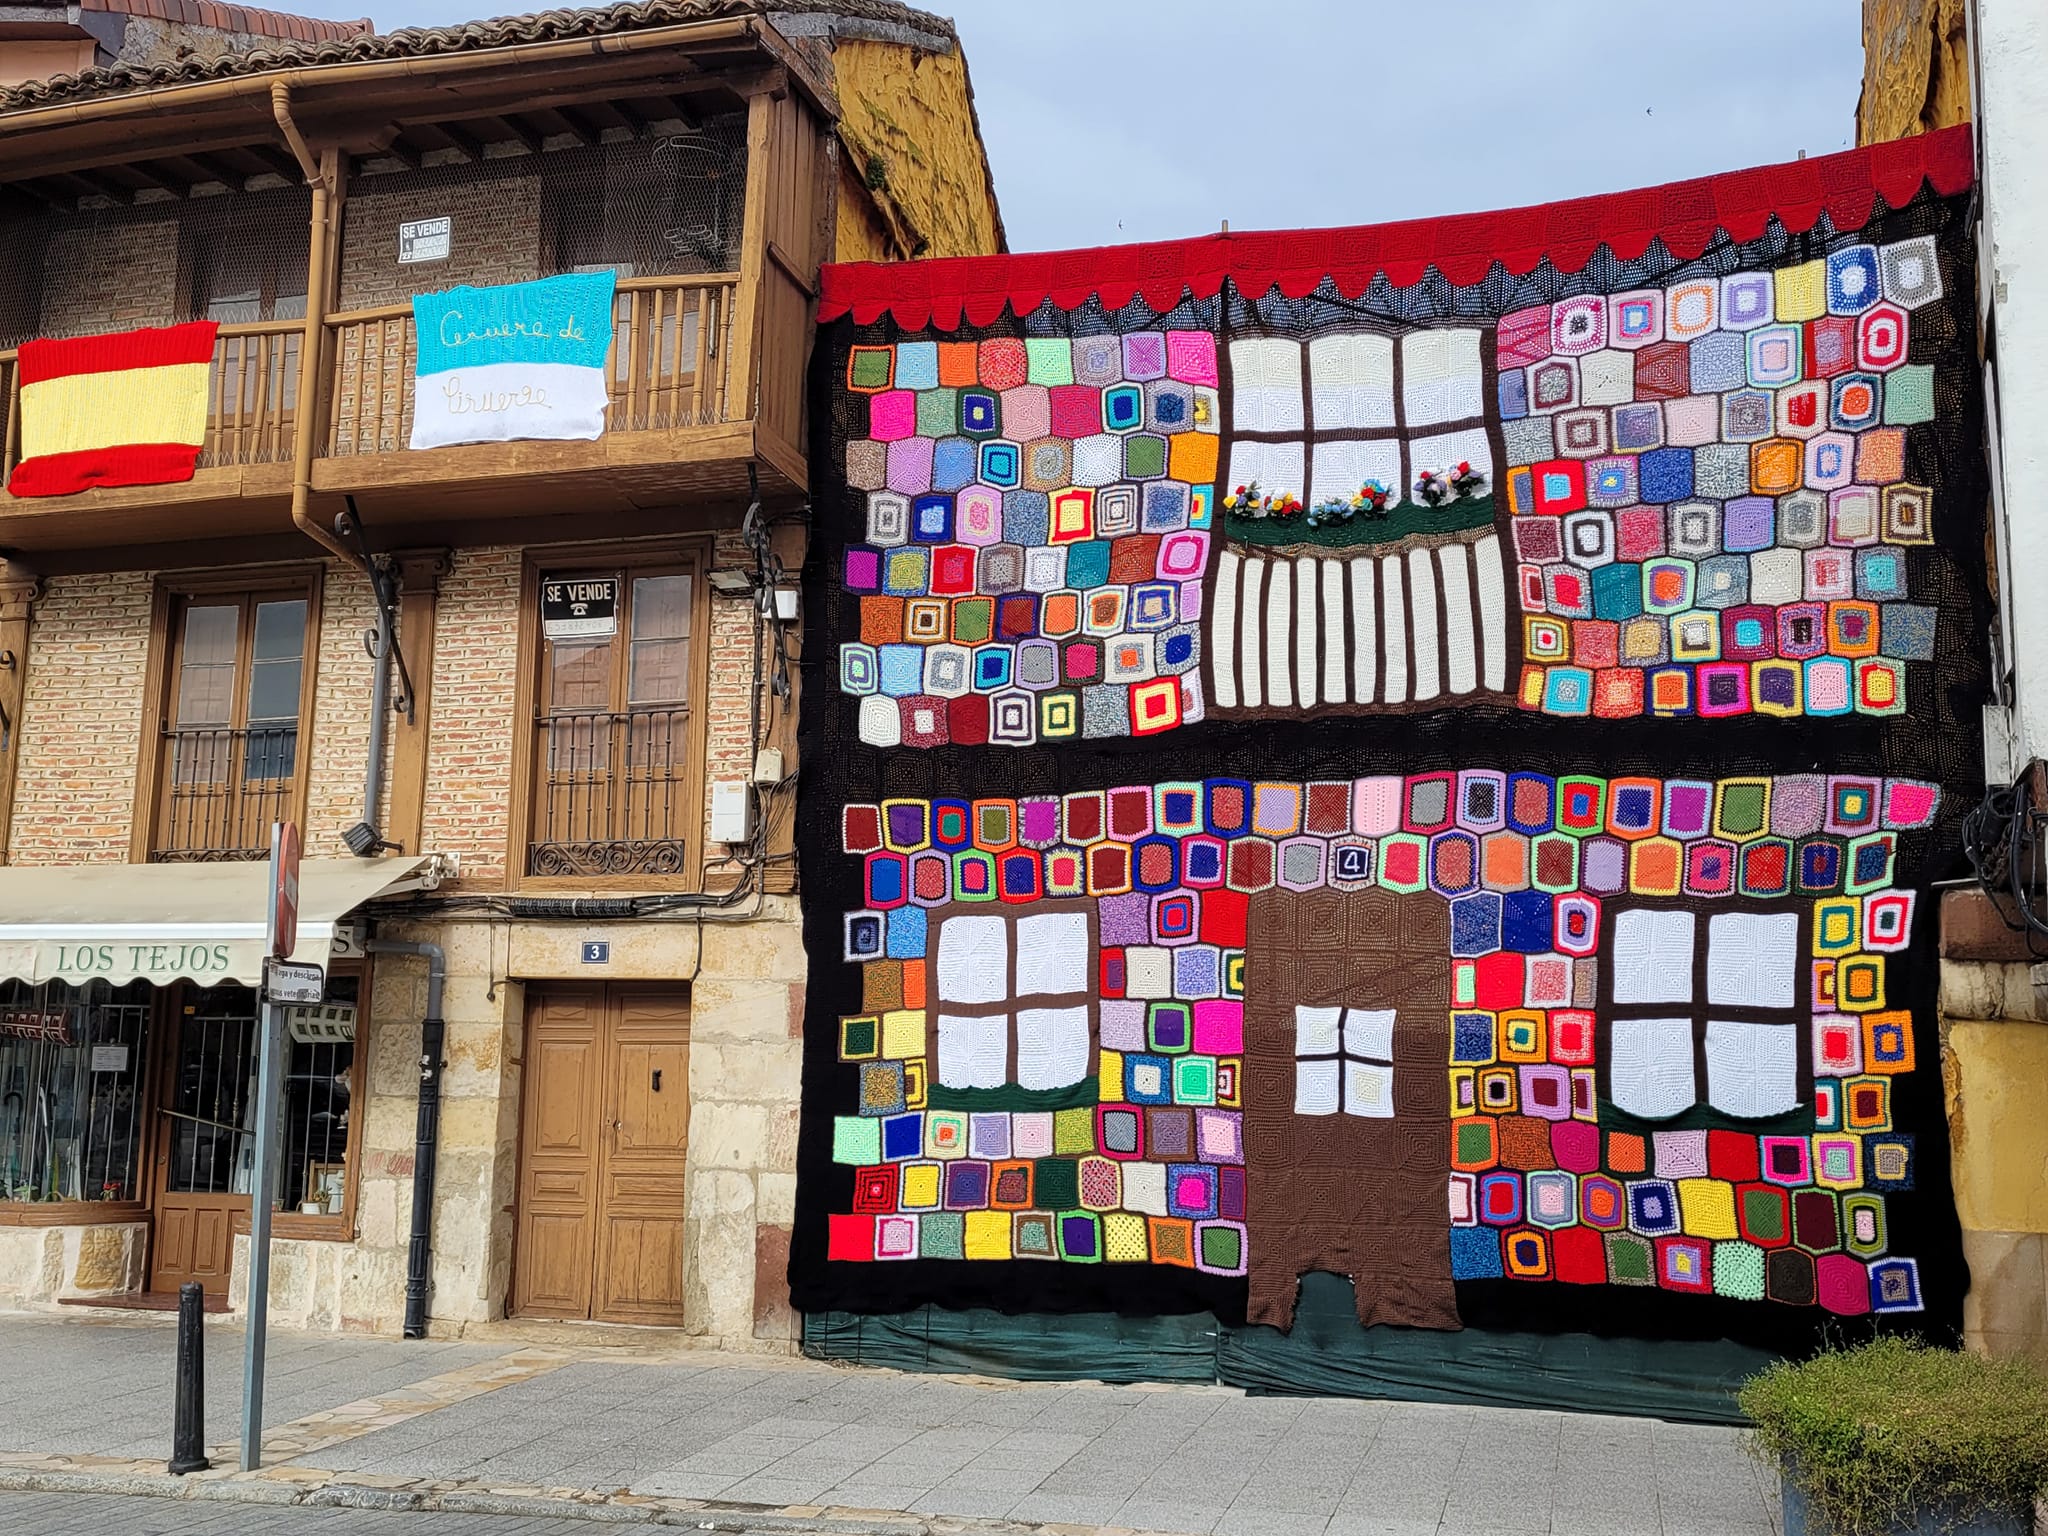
[512,985,692,1325]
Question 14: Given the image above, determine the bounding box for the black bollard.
[168,1281,210,1474]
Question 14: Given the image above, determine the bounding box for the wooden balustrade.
[0,320,303,487]
[0,276,745,495]
[324,274,741,457]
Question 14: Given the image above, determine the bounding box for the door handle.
[651,1069,662,1093]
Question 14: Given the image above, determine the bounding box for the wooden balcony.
[0,270,809,559]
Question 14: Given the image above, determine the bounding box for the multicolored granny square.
[829,771,1936,1316]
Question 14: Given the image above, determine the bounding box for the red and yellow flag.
[8,321,218,498]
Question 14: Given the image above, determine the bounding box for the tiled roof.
[0,0,956,113]
[80,0,372,45]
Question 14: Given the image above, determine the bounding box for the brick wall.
[338,168,544,311]
[702,528,759,858]
[38,217,180,337]
[418,547,523,887]
[304,559,388,859]
[11,572,153,865]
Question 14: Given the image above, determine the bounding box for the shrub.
[1740,1338,2048,1535]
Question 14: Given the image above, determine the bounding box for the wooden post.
[726,83,780,431]
[0,563,42,867]
[385,549,451,857]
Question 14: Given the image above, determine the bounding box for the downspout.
[365,938,445,1340]
[273,82,353,564]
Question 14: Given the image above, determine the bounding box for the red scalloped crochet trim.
[821,125,1975,330]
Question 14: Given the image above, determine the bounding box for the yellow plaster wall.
[829,36,1002,262]
[1859,0,1972,145]
[1941,1013,2048,1365]
[1945,1019,2048,1235]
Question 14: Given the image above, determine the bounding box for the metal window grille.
[0,980,151,1205]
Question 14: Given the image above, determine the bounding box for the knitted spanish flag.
[8,321,219,498]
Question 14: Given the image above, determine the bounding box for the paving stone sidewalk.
[0,1310,1784,1536]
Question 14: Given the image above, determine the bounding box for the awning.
[0,855,446,989]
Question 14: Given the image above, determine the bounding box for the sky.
[291,0,1868,253]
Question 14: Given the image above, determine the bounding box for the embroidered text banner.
[409,271,616,450]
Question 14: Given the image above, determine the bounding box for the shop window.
[1292,1004,1395,1118]
[525,554,709,881]
[0,981,151,1207]
[165,975,362,1229]
[149,583,315,863]
[1227,328,1493,505]
[1604,906,1806,1121]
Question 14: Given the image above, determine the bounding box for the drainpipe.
[272,82,353,564]
[366,938,445,1340]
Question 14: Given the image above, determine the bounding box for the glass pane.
[548,638,613,713]
[246,659,301,725]
[175,605,239,727]
[631,575,692,641]
[629,637,689,706]
[252,600,306,662]
[278,975,356,1215]
[167,988,259,1196]
[272,293,308,323]
[205,292,262,325]
[0,981,150,1204]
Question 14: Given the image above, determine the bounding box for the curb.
[0,1465,1015,1534]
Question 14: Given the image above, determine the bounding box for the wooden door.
[150,989,260,1297]
[513,985,690,1324]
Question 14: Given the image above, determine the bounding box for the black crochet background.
[789,186,1988,1355]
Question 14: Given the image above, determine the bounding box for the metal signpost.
[241,820,309,1472]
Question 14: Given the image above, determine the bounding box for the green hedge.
[1740,1339,2048,1534]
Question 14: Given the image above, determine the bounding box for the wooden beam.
[433,121,486,163]
[610,97,647,133]
[111,161,187,198]
[552,105,602,147]
[487,115,543,155]
[242,144,304,182]
[5,181,76,211]
[187,152,250,188]
[49,170,128,205]
[375,127,421,170]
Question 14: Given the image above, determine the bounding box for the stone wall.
[829,33,1002,261]
[0,1222,147,1307]
[1937,925,2048,1366]
[1859,0,1972,145]
[228,905,805,1349]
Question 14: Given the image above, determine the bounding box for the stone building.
[0,0,1001,1350]
[1860,0,2048,1366]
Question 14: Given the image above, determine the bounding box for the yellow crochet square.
[899,1162,941,1210]
[963,1209,1012,1259]
[880,1009,925,1058]
[1098,1050,1123,1103]
[1775,260,1827,322]
[1103,1212,1149,1263]
[1678,1177,1738,1240]
[1054,1106,1096,1154]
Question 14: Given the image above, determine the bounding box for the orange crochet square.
[900,960,927,1011]
[1607,1132,1647,1174]
[937,341,979,387]
[1148,1216,1196,1267]
[1751,438,1803,494]
[1169,432,1219,486]
[1855,427,1906,484]
[861,596,906,646]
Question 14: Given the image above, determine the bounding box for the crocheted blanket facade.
[793,126,1986,1352]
